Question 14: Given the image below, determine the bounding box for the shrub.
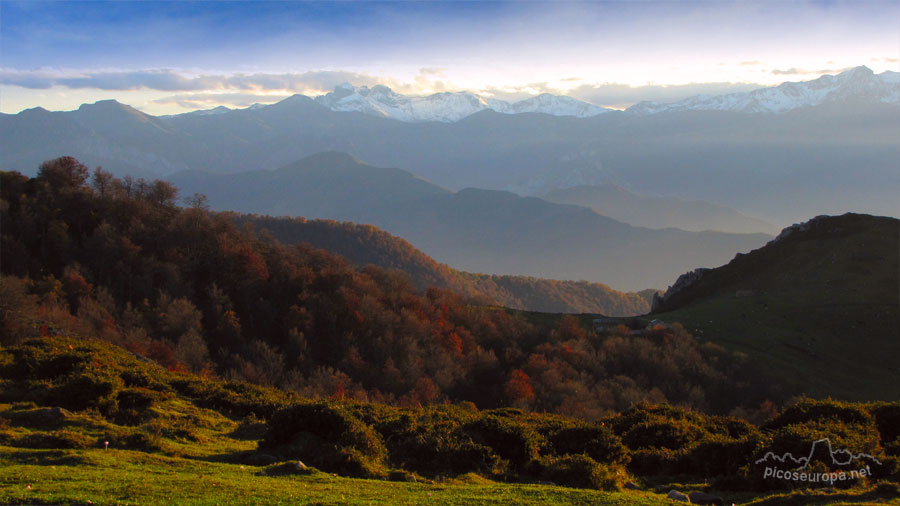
[747,422,884,491]
[120,369,171,392]
[535,454,623,490]
[549,424,629,465]
[626,448,679,476]
[764,398,873,431]
[388,425,502,477]
[45,372,121,411]
[112,387,158,425]
[369,405,503,477]
[606,404,703,436]
[622,419,705,450]
[681,434,764,477]
[464,415,543,469]
[171,377,287,419]
[260,401,387,478]
[103,430,162,452]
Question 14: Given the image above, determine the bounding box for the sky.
[1,0,898,115]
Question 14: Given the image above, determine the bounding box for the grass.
[4,446,898,506]
[0,446,670,506]
[3,446,897,506]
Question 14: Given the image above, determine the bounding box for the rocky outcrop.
[667,489,691,502]
[768,215,830,245]
[651,268,710,312]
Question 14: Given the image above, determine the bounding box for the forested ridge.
[238,214,653,315]
[2,157,773,418]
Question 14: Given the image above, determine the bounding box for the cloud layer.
[0,69,384,94]
[0,67,775,111]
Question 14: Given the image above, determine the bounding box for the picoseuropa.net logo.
[755,438,882,484]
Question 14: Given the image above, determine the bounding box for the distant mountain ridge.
[171,152,772,291]
[170,66,898,122]
[627,66,898,114]
[310,82,611,122]
[542,184,778,234]
[3,65,897,225]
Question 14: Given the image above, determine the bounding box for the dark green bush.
[681,434,763,477]
[368,405,502,477]
[706,415,757,439]
[120,369,171,392]
[626,448,679,476]
[535,454,622,490]
[103,430,162,452]
[464,415,543,469]
[764,398,873,431]
[171,377,287,419]
[260,401,387,478]
[45,372,120,411]
[622,419,704,450]
[606,404,703,436]
[549,424,629,465]
[112,387,158,425]
[388,425,502,476]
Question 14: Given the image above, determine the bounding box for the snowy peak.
[313,83,608,122]
[498,93,610,118]
[627,66,899,115]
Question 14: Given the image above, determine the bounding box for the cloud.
[739,60,764,66]
[770,67,854,76]
[153,92,292,110]
[0,68,387,94]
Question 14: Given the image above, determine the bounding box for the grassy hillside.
[2,335,898,506]
[240,214,652,315]
[650,213,900,401]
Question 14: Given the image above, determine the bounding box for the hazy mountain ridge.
[182,66,898,121]
[542,184,778,234]
[171,153,772,291]
[2,66,897,225]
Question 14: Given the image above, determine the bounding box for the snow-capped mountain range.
[155,66,897,123]
[627,66,898,114]
[302,66,897,122]
[313,83,611,122]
